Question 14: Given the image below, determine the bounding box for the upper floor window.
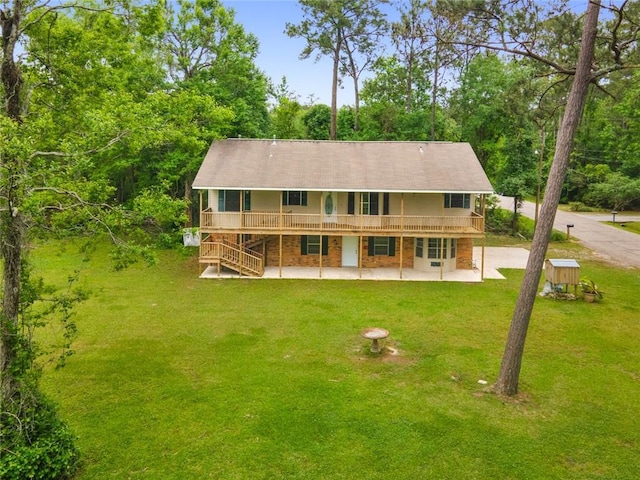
[444,193,471,209]
[348,192,389,215]
[283,191,308,206]
[361,192,378,215]
[218,190,250,212]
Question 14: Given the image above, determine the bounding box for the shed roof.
[193,139,494,193]
[546,259,581,268]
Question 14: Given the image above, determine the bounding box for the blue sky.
[221,0,374,106]
[222,0,595,107]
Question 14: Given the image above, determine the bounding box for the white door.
[342,236,359,267]
[324,192,337,223]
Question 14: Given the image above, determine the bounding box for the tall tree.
[496,0,602,395]
[1,0,85,475]
[449,0,640,395]
[286,0,386,139]
[390,0,429,113]
[337,0,387,132]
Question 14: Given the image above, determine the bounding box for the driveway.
[499,196,640,269]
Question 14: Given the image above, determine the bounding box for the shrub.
[569,201,595,212]
[0,392,79,480]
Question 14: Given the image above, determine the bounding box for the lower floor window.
[301,235,329,255]
[368,236,396,256]
[427,238,457,259]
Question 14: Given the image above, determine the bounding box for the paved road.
[499,196,640,269]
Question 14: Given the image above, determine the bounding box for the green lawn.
[35,240,640,479]
[605,221,640,235]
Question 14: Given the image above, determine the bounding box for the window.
[218,190,237,211]
[444,193,471,209]
[416,238,424,258]
[301,235,328,255]
[361,192,379,215]
[283,191,307,206]
[427,238,448,259]
[367,237,396,256]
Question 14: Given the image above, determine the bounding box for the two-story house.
[193,139,494,279]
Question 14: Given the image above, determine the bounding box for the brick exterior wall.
[456,237,474,269]
[264,235,339,267]
[205,233,474,271]
[262,235,414,268]
[361,237,414,268]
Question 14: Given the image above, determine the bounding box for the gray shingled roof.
[193,139,494,193]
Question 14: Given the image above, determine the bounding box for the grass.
[605,221,640,235]
[33,239,640,479]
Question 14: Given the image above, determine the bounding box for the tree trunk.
[1,4,23,123]
[0,200,23,403]
[185,178,193,227]
[430,41,439,141]
[495,0,601,396]
[512,196,519,236]
[1,1,25,406]
[330,33,342,141]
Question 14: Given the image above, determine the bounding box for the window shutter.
[322,236,329,255]
[383,193,390,215]
[244,191,251,211]
[444,193,450,208]
[282,191,288,206]
[218,191,225,211]
[301,235,308,255]
[389,237,396,256]
[370,192,379,215]
[348,192,355,214]
[368,237,374,256]
[464,194,470,209]
[302,191,308,206]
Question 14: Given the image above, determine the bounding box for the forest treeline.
[3,0,639,248]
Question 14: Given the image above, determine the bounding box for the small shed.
[545,259,580,293]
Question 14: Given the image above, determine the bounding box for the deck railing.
[200,209,484,235]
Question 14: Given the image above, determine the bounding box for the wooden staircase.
[200,237,264,277]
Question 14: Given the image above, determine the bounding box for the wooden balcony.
[200,209,484,237]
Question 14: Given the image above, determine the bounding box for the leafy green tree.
[494,131,538,235]
[336,105,359,139]
[271,97,306,139]
[449,53,518,178]
[303,104,331,139]
[586,172,640,211]
[161,0,269,139]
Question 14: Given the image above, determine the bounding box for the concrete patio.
[200,246,530,282]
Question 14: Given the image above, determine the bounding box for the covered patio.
[199,247,530,282]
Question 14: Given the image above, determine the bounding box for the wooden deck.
[200,210,484,237]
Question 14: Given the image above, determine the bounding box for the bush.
[0,392,79,480]
[486,205,565,241]
[569,201,596,212]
